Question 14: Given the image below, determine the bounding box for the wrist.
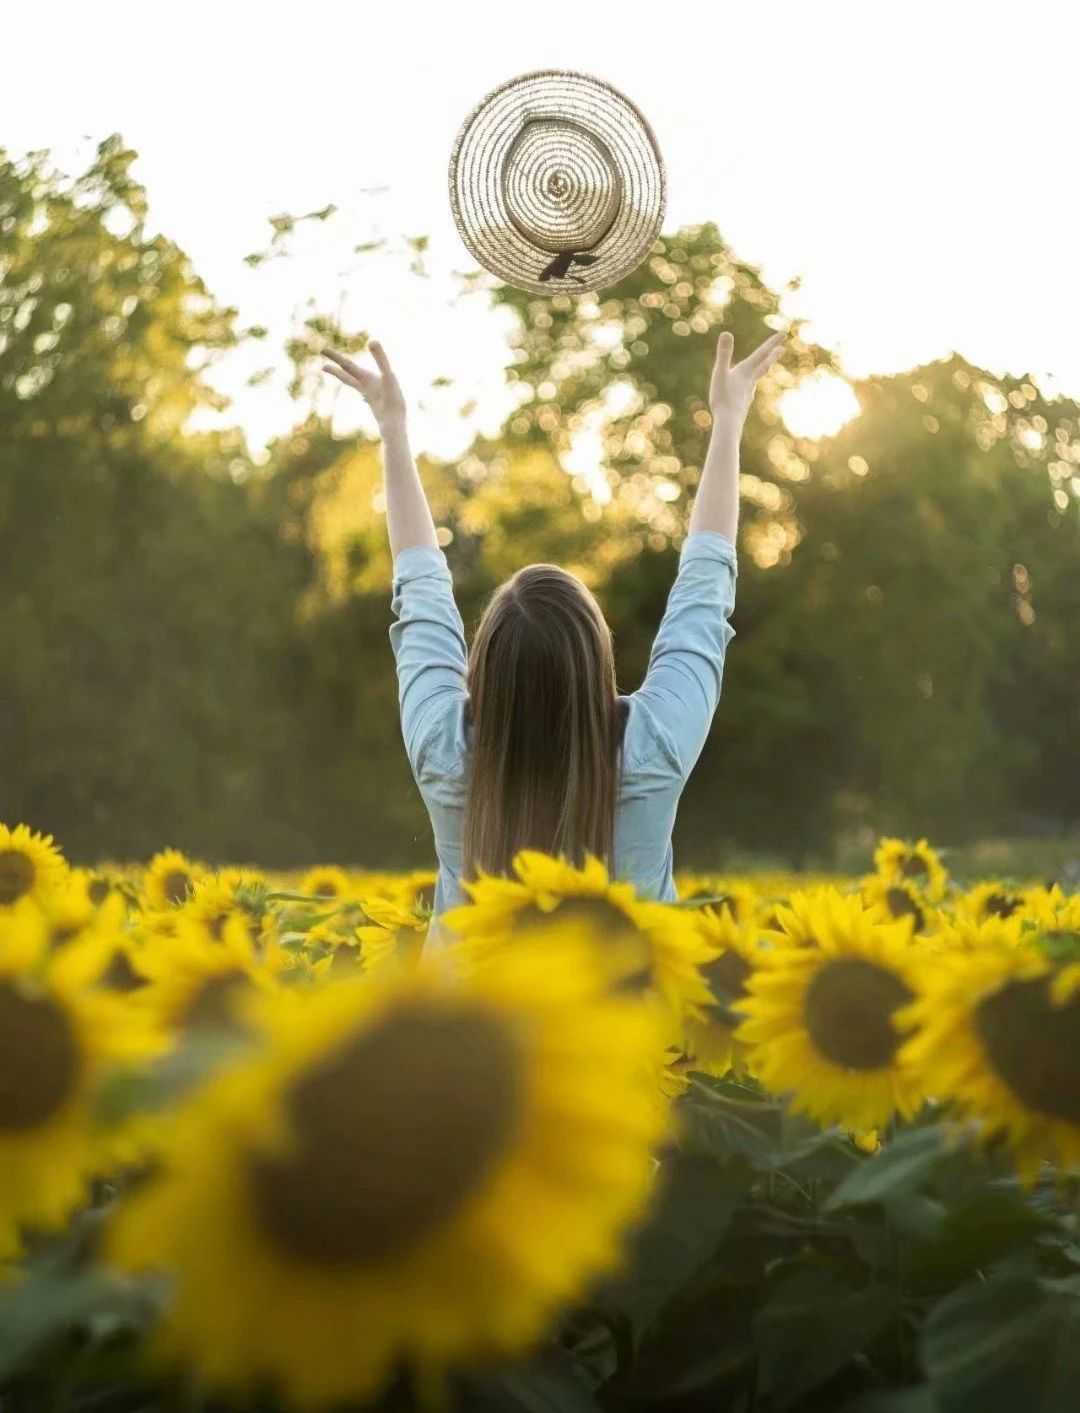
[380,415,409,442]
[707,407,744,436]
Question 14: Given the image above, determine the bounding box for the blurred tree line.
[2,136,1078,871]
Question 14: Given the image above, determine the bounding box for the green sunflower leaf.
[754,1268,899,1408]
[824,1124,952,1210]
[921,1267,1080,1412]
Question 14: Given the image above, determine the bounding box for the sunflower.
[956,880,1042,926]
[309,925,400,982]
[298,865,353,902]
[1022,890,1080,963]
[65,866,130,913]
[104,935,670,1408]
[680,905,765,1078]
[179,870,276,951]
[143,849,205,910]
[0,900,161,1260]
[860,875,939,939]
[734,890,927,1131]
[135,914,288,1040]
[443,851,719,1024]
[0,823,67,910]
[924,909,1029,956]
[897,946,1080,1183]
[872,836,948,903]
[674,875,760,926]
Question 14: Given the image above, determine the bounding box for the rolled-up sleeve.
[389,546,468,774]
[635,529,738,781]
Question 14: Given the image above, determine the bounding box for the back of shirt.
[389,530,738,926]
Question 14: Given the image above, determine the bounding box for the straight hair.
[462,564,623,882]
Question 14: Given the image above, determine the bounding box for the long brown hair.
[462,563,623,882]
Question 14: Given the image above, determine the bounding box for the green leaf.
[458,1345,600,1411]
[840,1388,938,1413]
[825,1124,951,1210]
[921,1268,1080,1412]
[910,1182,1057,1288]
[754,1269,899,1409]
[0,1268,165,1381]
[596,1151,751,1341]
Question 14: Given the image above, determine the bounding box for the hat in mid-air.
[449,68,666,296]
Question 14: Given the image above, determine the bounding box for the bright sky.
[5,0,1078,461]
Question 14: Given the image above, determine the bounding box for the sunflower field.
[2,823,1080,1413]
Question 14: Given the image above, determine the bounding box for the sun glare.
[778,372,861,440]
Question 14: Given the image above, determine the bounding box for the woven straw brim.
[449,68,666,296]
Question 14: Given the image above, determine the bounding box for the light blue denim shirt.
[389,530,738,933]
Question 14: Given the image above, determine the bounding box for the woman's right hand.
[709,328,787,426]
[321,340,408,431]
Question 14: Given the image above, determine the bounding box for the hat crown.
[500,115,624,257]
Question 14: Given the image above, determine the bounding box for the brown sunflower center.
[49,922,84,949]
[803,959,915,1070]
[521,897,652,992]
[163,870,192,906]
[0,983,79,1130]
[181,971,251,1033]
[0,850,35,906]
[516,895,636,938]
[703,949,753,1018]
[248,1005,522,1269]
[900,854,929,880]
[973,977,1080,1123]
[101,949,148,993]
[885,887,925,933]
[985,892,1020,920]
[88,877,111,906]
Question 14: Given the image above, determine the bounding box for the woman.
[322,326,786,934]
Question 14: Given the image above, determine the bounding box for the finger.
[714,330,734,374]
[322,348,369,383]
[321,364,363,392]
[750,330,787,364]
[744,332,787,375]
[369,338,397,381]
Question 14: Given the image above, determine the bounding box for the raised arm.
[321,340,465,774]
[636,327,787,779]
[321,339,437,560]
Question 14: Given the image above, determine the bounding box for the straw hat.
[448,69,666,296]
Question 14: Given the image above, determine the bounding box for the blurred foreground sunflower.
[104,936,669,1408]
[734,890,926,1131]
[0,901,160,1259]
[897,946,1080,1183]
[443,850,718,1026]
[135,914,289,1040]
